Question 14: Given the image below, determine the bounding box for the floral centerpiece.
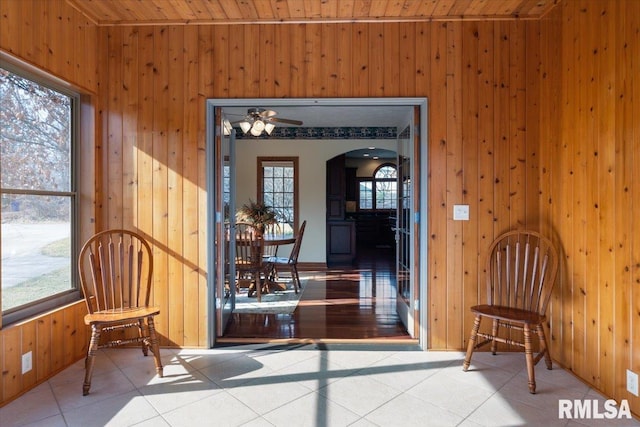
[236,200,278,235]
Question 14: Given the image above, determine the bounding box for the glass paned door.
[214,108,234,337]
[396,106,420,337]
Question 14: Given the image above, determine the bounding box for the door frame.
[206,97,429,349]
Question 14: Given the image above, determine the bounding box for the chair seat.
[84,306,161,325]
[470,304,545,325]
[264,256,291,265]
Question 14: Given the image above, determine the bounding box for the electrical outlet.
[22,351,32,374]
[628,369,639,396]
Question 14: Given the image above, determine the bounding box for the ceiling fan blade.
[270,117,303,126]
[259,109,278,118]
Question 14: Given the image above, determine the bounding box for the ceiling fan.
[230,108,303,136]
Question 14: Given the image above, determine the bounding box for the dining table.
[225,224,297,300]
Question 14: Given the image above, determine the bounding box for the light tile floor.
[2,344,639,427]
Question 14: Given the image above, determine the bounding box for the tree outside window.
[1,65,78,323]
[258,157,298,235]
[359,164,397,210]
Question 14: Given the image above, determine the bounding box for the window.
[359,181,373,209]
[359,164,397,210]
[258,157,298,235]
[223,161,230,219]
[1,62,79,324]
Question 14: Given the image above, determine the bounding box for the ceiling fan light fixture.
[239,121,252,134]
[264,122,275,135]
[233,108,300,136]
[223,119,233,136]
[249,119,268,136]
[253,119,266,132]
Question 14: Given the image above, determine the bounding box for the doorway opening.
[327,149,398,268]
[206,98,428,349]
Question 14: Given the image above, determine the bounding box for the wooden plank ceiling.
[66,0,559,25]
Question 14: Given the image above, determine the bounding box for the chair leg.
[268,264,278,282]
[524,324,536,394]
[247,275,255,297]
[292,265,300,293]
[463,315,482,371]
[83,324,101,396]
[146,316,164,378]
[256,274,262,302]
[491,319,499,355]
[138,319,149,356]
[537,323,553,370]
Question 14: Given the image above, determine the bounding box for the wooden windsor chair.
[78,229,163,396]
[264,220,306,293]
[462,229,559,394]
[233,222,269,302]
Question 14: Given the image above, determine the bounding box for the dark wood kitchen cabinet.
[326,154,345,220]
[326,154,356,265]
[326,220,356,265]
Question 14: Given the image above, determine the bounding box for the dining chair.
[462,229,559,393]
[265,220,306,293]
[233,222,268,301]
[78,229,163,396]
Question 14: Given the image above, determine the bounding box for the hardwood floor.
[220,245,413,343]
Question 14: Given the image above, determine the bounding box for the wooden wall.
[0,302,89,405]
[0,0,98,93]
[0,0,97,404]
[92,18,542,351]
[1,0,638,415]
[538,0,640,411]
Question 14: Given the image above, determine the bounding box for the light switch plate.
[22,351,32,374]
[628,369,639,396]
[453,204,470,221]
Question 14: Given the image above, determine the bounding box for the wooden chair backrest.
[485,230,559,315]
[233,222,262,269]
[287,220,307,264]
[78,229,153,314]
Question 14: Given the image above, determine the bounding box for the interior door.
[214,108,235,337]
[396,107,420,337]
